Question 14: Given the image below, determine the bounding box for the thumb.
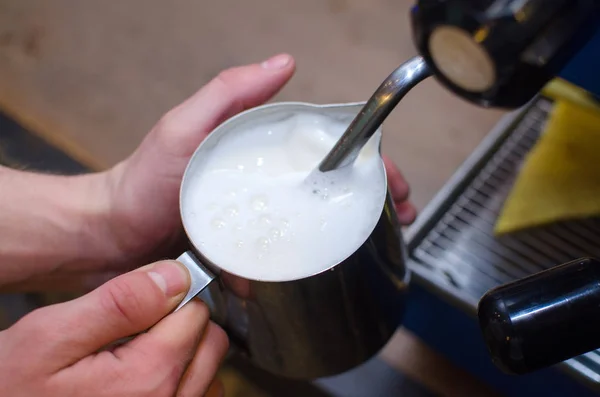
[12,260,190,370]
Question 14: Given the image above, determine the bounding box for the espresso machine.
[402,1,600,396]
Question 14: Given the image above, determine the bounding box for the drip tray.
[405,97,600,389]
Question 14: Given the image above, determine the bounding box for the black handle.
[478,257,600,375]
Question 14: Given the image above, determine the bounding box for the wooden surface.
[0,0,506,395]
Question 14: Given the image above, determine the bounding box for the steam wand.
[317,56,431,172]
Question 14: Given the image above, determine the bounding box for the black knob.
[411,0,600,108]
[478,258,600,375]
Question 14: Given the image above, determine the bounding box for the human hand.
[383,155,417,225]
[0,260,227,396]
[102,54,416,270]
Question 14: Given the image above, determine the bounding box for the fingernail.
[261,53,291,69]
[148,261,190,297]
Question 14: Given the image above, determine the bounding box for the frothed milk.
[182,110,387,281]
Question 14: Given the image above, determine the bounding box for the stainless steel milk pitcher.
[175,102,410,379]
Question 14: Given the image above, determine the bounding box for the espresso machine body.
[409,0,600,380]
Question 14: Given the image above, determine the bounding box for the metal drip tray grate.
[407,97,600,387]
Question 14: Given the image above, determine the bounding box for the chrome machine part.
[317,56,431,172]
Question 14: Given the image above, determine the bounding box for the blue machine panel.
[560,26,600,98]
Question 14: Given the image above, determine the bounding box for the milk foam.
[182,109,387,281]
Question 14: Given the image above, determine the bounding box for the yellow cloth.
[542,79,600,112]
[495,99,600,235]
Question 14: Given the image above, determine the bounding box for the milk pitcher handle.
[174,251,216,312]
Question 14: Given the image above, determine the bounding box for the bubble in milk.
[259,214,272,226]
[255,237,270,252]
[211,218,226,229]
[270,228,282,240]
[225,205,239,217]
[250,195,268,211]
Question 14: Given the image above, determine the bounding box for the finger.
[12,260,190,369]
[383,155,410,203]
[396,201,418,226]
[176,322,229,397]
[153,53,296,159]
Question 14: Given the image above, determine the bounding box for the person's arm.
[0,166,118,289]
